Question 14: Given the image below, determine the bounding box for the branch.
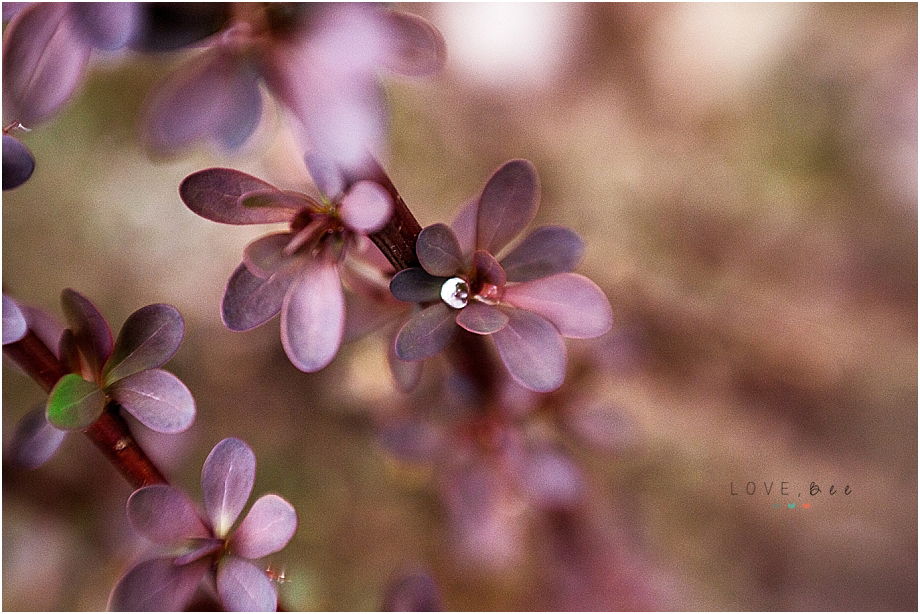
[4,331,167,489]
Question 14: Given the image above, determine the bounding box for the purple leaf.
[281,259,345,372]
[7,405,66,469]
[141,46,263,151]
[70,2,139,51]
[107,369,195,434]
[304,151,346,201]
[3,134,35,190]
[243,233,296,279]
[3,3,29,21]
[389,267,443,303]
[216,555,277,612]
[472,250,506,287]
[58,329,82,375]
[417,223,464,277]
[492,309,566,392]
[450,199,478,258]
[339,180,393,233]
[3,293,27,344]
[475,160,540,255]
[238,189,317,212]
[500,226,586,282]
[395,303,456,361]
[565,401,641,453]
[202,437,256,538]
[2,2,90,125]
[382,10,447,77]
[180,168,295,225]
[60,288,113,375]
[382,569,444,612]
[230,494,298,560]
[107,556,210,612]
[127,485,210,544]
[222,262,294,332]
[46,374,106,430]
[386,323,424,392]
[21,305,65,357]
[455,303,508,335]
[103,304,184,385]
[501,273,613,339]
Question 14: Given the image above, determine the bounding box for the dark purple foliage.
[391,160,613,392]
[180,164,394,372]
[110,438,298,612]
[127,2,231,52]
[5,291,194,462]
[2,293,27,344]
[2,134,35,190]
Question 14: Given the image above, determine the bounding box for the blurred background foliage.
[3,3,916,611]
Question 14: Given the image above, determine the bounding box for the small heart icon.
[803,503,810,509]
[788,503,796,509]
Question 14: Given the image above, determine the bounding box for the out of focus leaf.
[127,484,210,544]
[46,373,106,430]
[502,273,613,339]
[395,303,456,361]
[475,159,540,255]
[2,293,27,344]
[390,267,443,303]
[417,223,464,277]
[201,438,256,538]
[21,305,65,356]
[492,309,566,393]
[128,2,231,52]
[142,47,263,152]
[230,494,298,560]
[60,288,113,375]
[386,322,424,392]
[222,263,293,331]
[339,180,393,233]
[107,369,195,434]
[216,555,277,612]
[7,405,66,469]
[103,304,184,385]
[304,150,346,201]
[280,260,345,372]
[455,302,508,335]
[2,2,90,125]
[181,168,294,225]
[382,569,444,612]
[500,226,586,282]
[70,2,138,51]
[382,10,447,77]
[108,556,210,612]
[2,134,35,190]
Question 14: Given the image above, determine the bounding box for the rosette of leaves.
[180,159,395,372]
[109,437,298,612]
[44,289,195,436]
[389,159,614,392]
[141,3,445,170]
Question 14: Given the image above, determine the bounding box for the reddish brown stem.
[366,161,423,271]
[4,331,167,488]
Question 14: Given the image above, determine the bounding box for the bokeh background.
[3,3,917,611]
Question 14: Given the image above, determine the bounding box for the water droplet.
[440,277,469,309]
